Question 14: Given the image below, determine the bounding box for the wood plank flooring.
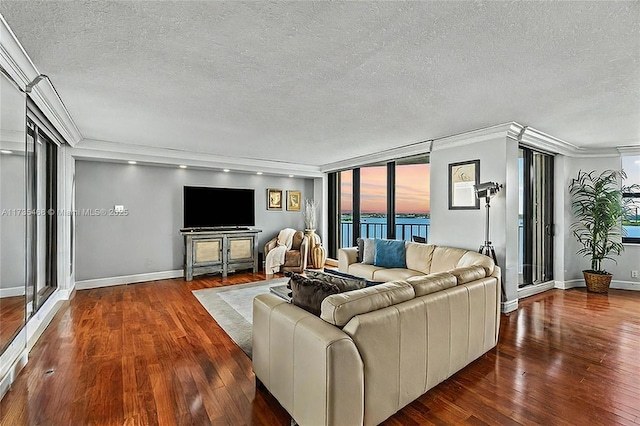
[1,273,639,425]
[0,296,25,351]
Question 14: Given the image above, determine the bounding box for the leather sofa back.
[342,277,500,426]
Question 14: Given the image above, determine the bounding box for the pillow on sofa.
[374,239,406,269]
[305,269,366,292]
[286,272,340,316]
[360,238,376,264]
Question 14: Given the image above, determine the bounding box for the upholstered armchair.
[264,230,309,273]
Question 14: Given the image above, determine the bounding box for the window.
[395,157,430,242]
[328,155,430,257]
[360,164,387,239]
[340,170,353,248]
[622,155,640,244]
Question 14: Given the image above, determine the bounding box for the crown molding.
[519,127,619,158]
[0,15,82,146]
[432,122,525,151]
[320,139,432,173]
[71,139,324,178]
[617,145,640,155]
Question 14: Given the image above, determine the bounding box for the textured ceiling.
[1,1,638,166]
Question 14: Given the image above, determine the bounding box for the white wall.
[557,155,640,289]
[74,160,315,281]
[430,133,520,308]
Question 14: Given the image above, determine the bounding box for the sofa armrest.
[253,294,364,426]
[264,237,278,257]
[338,247,359,273]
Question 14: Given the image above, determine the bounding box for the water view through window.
[623,155,640,241]
[339,160,430,247]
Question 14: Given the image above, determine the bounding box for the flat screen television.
[183,186,255,229]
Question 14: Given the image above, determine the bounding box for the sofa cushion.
[406,272,457,296]
[372,268,424,283]
[374,239,406,268]
[305,269,367,292]
[321,280,415,327]
[348,263,386,280]
[404,242,435,274]
[287,272,340,316]
[430,246,469,273]
[450,265,487,284]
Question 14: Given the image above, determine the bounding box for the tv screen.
[183,186,255,228]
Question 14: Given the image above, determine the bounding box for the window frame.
[327,155,430,257]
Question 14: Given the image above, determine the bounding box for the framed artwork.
[448,159,480,210]
[267,188,283,210]
[286,190,301,211]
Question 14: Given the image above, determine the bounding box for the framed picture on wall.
[286,190,301,211]
[448,159,480,210]
[267,188,283,210]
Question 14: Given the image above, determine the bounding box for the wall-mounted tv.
[183,186,255,229]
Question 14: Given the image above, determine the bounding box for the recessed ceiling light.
[179,165,187,169]
[223,169,230,172]
[289,174,294,178]
[128,161,137,165]
[0,150,13,154]
[635,160,640,164]
[256,172,263,175]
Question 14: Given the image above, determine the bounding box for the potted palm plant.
[569,169,628,293]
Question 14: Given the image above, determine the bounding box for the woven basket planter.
[583,270,613,294]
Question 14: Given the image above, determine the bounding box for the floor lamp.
[474,181,504,299]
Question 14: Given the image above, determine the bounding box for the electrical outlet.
[632,270,639,278]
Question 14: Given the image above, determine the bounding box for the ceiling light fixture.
[223,169,230,172]
[179,165,187,169]
[289,174,294,178]
[0,150,13,154]
[128,161,137,165]
[257,172,263,175]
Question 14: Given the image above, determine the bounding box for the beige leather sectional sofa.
[253,243,501,426]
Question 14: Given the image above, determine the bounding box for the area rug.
[192,278,289,358]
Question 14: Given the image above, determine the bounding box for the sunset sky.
[341,164,431,214]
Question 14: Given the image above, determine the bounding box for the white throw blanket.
[265,228,297,274]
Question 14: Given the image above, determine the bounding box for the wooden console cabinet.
[181,228,261,281]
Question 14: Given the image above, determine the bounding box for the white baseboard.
[75,269,184,290]
[555,279,640,291]
[0,286,25,298]
[518,281,555,299]
[501,299,518,313]
[0,345,27,400]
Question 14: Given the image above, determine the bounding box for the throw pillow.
[361,238,376,264]
[374,239,406,269]
[305,269,366,292]
[286,272,340,316]
[357,238,364,263]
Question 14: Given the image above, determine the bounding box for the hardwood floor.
[0,296,25,351]
[1,273,639,425]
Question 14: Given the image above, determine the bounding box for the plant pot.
[583,270,613,294]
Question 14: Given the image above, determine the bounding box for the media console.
[181,228,261,281]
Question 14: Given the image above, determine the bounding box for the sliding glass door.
[519,147,554,287]
[26,117,58,316]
